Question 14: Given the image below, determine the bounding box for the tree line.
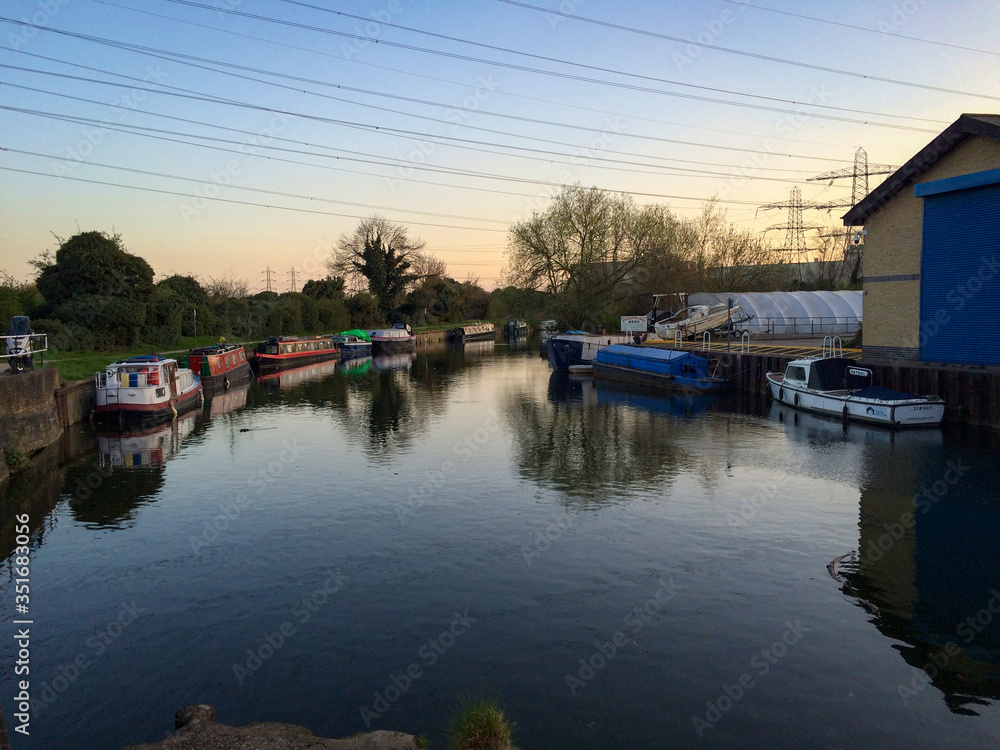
[2,186,858,350]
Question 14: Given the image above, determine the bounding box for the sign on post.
[620,316,648,332]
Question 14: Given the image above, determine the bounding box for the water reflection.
[67,413,203,528]
[206,381,250,418]
[804,413,1000,714]
[503,372,689,504]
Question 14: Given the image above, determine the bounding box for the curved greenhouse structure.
[688,291,862,336]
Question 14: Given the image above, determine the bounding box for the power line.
[716,0,1000,58]
[89,0,867,151]
[0,166,509,232]
[54,5,944,131]
[493,0,1000,101]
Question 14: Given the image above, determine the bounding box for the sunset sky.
[2,0,998,290]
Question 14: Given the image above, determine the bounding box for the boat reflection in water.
[371,350,417,371]
[338,355,372,376]
[255,359,339,392]
[780,401,1000,715]
[97,410,200,469]
[206,380,250,418]
[595,377,720,419]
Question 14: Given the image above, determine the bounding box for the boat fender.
[224,375,230,390]
[778,386,784,402]
[793,393,799,407]
[842,405,849,423]
[170,400,178,419]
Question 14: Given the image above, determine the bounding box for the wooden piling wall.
[710,350,1000,428]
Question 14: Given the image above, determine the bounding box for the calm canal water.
[2,341,999,749]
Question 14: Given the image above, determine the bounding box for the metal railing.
[1,333,48,359]
[747,317,859,338]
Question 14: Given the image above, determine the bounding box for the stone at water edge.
[117,704,422,750]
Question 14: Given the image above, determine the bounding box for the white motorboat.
[653,302,738,339]
[766,356,945,427]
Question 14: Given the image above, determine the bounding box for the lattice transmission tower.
[759,187,821,263]
[261,265,274,292]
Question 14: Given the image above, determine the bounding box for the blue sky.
[2,0,998,289]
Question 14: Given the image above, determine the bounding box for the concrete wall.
[0,367,64,482]
[863,136,1000,360]
[55,377,96,429]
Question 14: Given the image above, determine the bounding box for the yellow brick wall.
[864,135,1000,351]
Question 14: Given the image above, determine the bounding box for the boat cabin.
[257,336,336,356]
[783,357,873,393]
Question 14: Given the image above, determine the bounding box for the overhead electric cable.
[493,0,1000,100]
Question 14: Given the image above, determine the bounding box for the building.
[844,114,1000,365]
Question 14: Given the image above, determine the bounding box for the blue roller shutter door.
[919,183,1000,365]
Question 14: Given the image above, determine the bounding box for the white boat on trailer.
[766,346,945,428]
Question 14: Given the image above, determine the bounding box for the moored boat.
[766,356,945,427]
[446,322,496,343]
[253,335,341,372]
[503,318,528,337]
[331,329,372,356]
[546,331,631,371]
[593,344,730,393]
[95,355,203,428]
[185,343,251,390]
[370,323,415,352]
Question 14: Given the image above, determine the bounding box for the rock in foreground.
[119,705,421,750]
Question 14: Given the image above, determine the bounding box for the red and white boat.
[253,335,340,372]
[185,343,251,390]
[95,355,203,427]
[369,323,415,353]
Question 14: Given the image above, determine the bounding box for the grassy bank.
[39,336,257,382]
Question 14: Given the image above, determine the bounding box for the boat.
[765,356,945,427]
[503,318,528,337]
[593,344,730,393]
[539,319,558,353]
[446,322,495,343]
[546,331,631,371]
[653,302,738,339]
[331,329,373,357]
[253,335,341,372]
[185,342,251,390]
[95,355,203,427]
[370,323,415,352]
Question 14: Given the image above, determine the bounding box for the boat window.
[785,365,807,381]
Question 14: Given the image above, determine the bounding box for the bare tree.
[328,215,426,319]
[205,272,249,300]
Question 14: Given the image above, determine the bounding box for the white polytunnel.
[687,291,863,336]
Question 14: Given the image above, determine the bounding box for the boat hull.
[187,346,251,391]
[253,348,340,372]
[370,336,415,353]
[547,334,629,371]
[593,362,729,393]
[766,373,945,427]
[95,382,203,428]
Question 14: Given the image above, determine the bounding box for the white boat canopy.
[688,290,862,336]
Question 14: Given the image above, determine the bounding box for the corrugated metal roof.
[843,114,1000,226]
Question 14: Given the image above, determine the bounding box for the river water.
[1,342,999,749]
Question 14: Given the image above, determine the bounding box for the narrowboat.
[253,335,341,372]
[446,322,496,343]
[331,329,372,356]
[546,331,631,371]
[765,356,945,427]
[370,323,415,353]
[95,355,203,427]
[593,345,730,393]
[185,343,250,390]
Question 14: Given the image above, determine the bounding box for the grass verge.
[448,697,514,750]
